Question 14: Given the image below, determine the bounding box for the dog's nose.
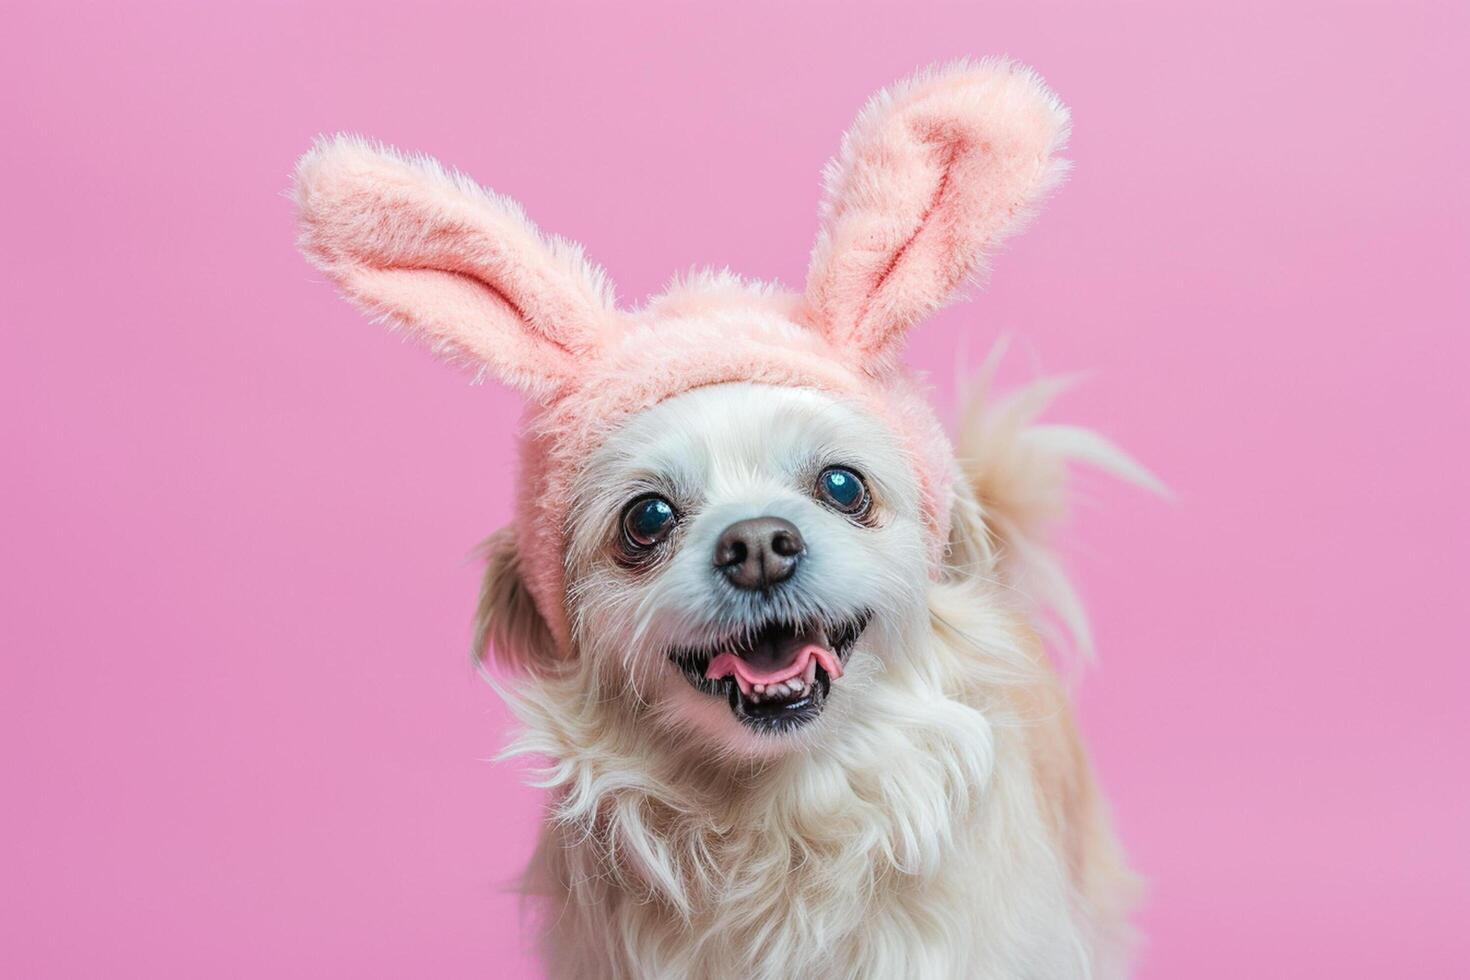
[713,517,805,590]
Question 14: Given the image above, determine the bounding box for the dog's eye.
[816,466,868,515]
[622,496,677,548]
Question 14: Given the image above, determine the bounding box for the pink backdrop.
[4,2,1467,976]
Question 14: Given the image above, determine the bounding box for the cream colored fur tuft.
[953,348,1166,659]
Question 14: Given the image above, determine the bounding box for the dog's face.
[563,382,929,753]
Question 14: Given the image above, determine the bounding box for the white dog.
[296,58,1149,979]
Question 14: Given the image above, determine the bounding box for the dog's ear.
[294,136,615,402]
[804,61,1070,373]
[472,528,559,673]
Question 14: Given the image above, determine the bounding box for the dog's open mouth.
[668,613,870,734]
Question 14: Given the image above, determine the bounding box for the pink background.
[4,1,1467,976]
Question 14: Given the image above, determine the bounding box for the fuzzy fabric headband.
[294,58,1070,656]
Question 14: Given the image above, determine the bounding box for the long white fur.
[489,378,1145,979]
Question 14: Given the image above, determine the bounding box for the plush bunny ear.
[294,136,615,401]
[804,60,1070,373]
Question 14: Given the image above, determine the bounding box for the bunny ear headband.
[294,58,1070,656]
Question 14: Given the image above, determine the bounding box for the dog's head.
[295,59,1068,754]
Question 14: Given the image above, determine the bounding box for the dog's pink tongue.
[705,628,843,695]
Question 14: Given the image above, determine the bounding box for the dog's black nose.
[713,517,805,590]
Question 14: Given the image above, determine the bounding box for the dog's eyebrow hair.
[620,469,701,509]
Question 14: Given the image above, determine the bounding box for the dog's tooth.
[803,659,817,686]
[753,684,765,694]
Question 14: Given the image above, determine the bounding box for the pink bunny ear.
[294,135,615,401]
[804,60,1070,372]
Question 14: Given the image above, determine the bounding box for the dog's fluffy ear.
[294,135,615,401]
[472,528,560,673]
[804,60,1070,372]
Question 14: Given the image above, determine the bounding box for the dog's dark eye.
[622,496,677,547]
[816,466,868,514]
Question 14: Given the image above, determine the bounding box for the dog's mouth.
[668,613,870,735]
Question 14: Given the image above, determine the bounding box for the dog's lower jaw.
[506,584,1137,980]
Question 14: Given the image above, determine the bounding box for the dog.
[295,58,1150,979]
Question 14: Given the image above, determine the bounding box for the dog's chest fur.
[508,595,1117,980]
